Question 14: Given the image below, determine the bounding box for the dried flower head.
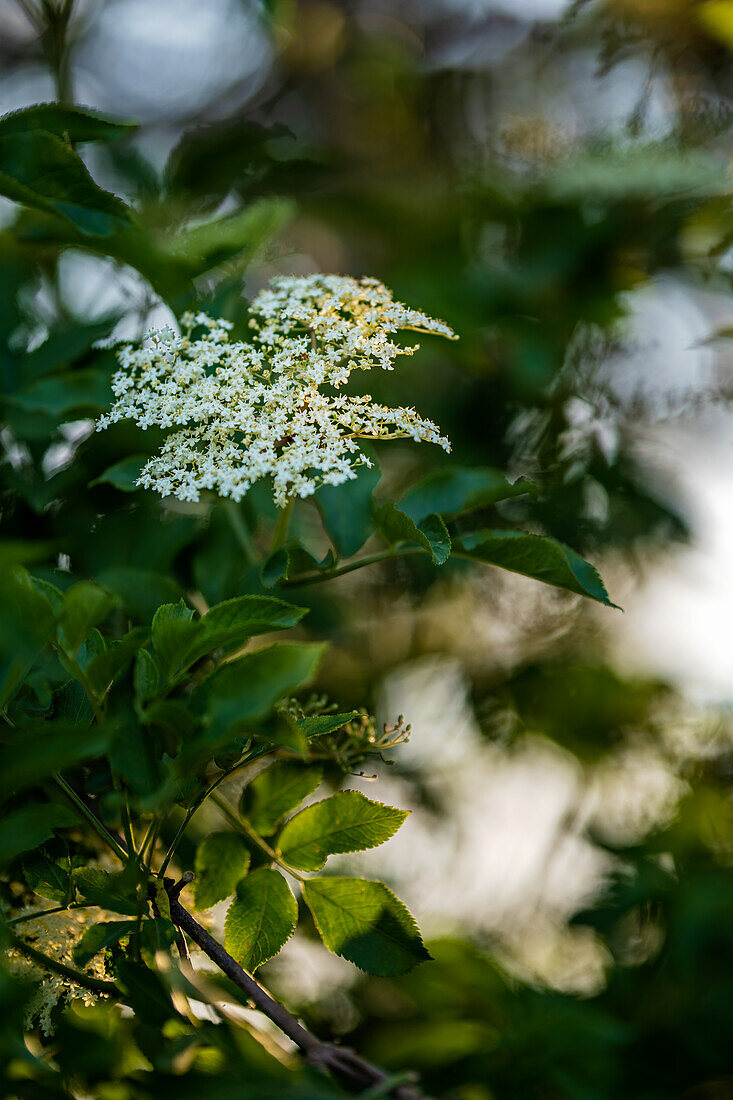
[97,274,456,507]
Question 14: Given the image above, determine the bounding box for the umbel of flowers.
[97,274,456,507]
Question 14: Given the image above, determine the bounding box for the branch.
[283,546,423,588]
[167,891,428,1100]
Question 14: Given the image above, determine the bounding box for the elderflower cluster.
[97,274,456,507]
[5,908,110,1034]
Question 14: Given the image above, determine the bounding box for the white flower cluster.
[5,908,110,1034]
[97,274,456,507]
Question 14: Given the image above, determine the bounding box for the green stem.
[283,546,423,588]
[223,500,258,566]
[54,773,128,864]
[7,904,93,927]
[138,816,160,863]
[156,763,248,877]
[10,935,119,995]
[270,497,294,553]
[210,791,306,882]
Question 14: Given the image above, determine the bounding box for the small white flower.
[97,274,457,508]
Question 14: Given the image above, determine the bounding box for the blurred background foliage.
[3,0,733,1097]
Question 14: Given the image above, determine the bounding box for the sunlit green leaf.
[278,791,408,871]
[224,868,297,971]
[303,877,430,975]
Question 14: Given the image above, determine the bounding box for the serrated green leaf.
[91,454,147,492]
[22,844,72,904]
[57,581,118,656]
[0,103,137,143]
[194,832,251,910]
[134,648,161,706]
[455,530,619,607]
[202,642,327,743]
[278,791,408,872]
[399,466,535,523]
[53,680,94,728]
[224,868,297,971]
[295,711,360,739]
[182,595,308,669]
[373,501,451,565]
[303,877,430,976]
[85,627,147,697]
[73,920,137,967]
[150,600,198,680]
[73,867,142,916]
[241,761,324,835]
[0,130,131,235]
[317,461,381,558]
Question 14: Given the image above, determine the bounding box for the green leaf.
[108,708,162,799]
[150,600,198,680]
[182,595,308,669]
[0,722,109,803]
[193,832,251,911]
[455,530,619,607]
[53,680,94,727]
[0,130,131,235]
[399,466,535,522]
[0,567,57,708]
[11,368,111,416]
[73,920,137,967]
[0,803,76,867]
[91,454,147,492]
[73,867,142,916]
[0,103,138,143]
[278,791,408,872]
[134,648,161,707]
[241,761,324,835]
[317,461,381,557]
[224,868,297,971]
[22,845,72,904]
[58,581,118,656]
[85,627,147,697]
[295,711,360,739]
[260,543,335,588]
[373,502,451,565]
[303,877,430,976]
[202,642,326,743]
[151,595,307,681]
[165,198,294,273]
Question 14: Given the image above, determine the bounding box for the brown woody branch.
[166,887,428,1100]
